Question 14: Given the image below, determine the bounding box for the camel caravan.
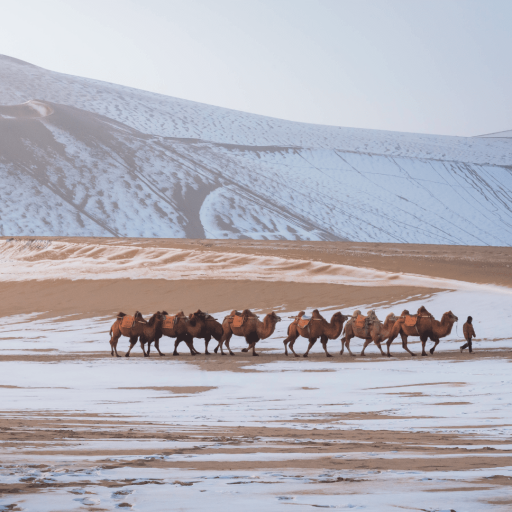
[109,306,459,358]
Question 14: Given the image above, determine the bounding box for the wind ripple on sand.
[2,240,511,296]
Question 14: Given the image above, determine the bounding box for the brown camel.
[283,309,349,358]
[386,306,458,357]
[139,311,164,357]
[216,309,281,356]
[109,311,147,357]
[341,310,398,356]
[153,311,196,356]
[186,310,224,354]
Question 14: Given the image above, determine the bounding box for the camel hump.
[117,312,126,318]
[352,309,362,318]
[242,309,257,317]
[401,310,410,316]
[417,306,431,315]
[311,309,323,319]
[367,310,379,321]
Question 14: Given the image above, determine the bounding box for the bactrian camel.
[216,309,281,356]
[109,311,147,357]
[341,310,398,356]
[139,311,164,357]
[283,310,349,358]
[187,310,224,354]
[386,306,458,357]
[152,311,196,356]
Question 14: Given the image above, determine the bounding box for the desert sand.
[0,237,511,511]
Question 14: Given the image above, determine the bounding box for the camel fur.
[109,311,147,357]
[216,309,281,356]
[341,311,398,356]
[153,311,196,356]
[187,310,224,354]
[283,309,349,358]
[139,311,164,357]
[386,306,458,357]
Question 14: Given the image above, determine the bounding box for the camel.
[215,309,281,356]
[109,311,147,357]
[139,311,164,357]
[152,311,196,356]
[341,310,398,356]
[386,306,458,357]
[283,310,349,358]
[186,310,224,354]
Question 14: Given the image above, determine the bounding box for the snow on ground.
[1,287,512,510]
[1,55,511,243]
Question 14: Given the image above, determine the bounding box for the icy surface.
[0,55,511,243]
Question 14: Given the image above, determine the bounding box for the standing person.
[460,316,476,353]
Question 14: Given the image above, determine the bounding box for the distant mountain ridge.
[0,54,511,244]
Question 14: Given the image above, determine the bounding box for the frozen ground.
[1,286,511,511]
[1,54,511,244]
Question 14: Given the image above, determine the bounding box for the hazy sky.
[1,0,511,136]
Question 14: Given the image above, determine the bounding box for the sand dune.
[1,54,511,244]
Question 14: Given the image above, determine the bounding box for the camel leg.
[420,335,429,356]
[344,337,356,357]
[125,336,138,357]
[386,334,398,357]
[205,335,211,355]
[371,335,386,356]
[361,338,373,356]
[429,337,440,355]
[247,337,260,356]
[154,336,165,356]
[225,337,235,356]
[303,337,317,357]
[283,335,299,356]
[185,336,197,356]
[173,338,181,356]
[320,335,333,358]
[283,335,293,356]
[146,341,152,357]
[110,334,121,357]
[140,339,148,357]
[401,333,416,357]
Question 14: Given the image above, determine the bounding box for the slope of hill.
[0,54,511,244]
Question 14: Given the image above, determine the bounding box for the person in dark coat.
[460,316,476,353]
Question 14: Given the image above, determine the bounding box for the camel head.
[443,311,458,323]
[146,311,162,327]
[268,311,282,323]
[385,312,398,323]
[331,311,349,324]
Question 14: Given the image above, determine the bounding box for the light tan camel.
[152,311,196,356]
[139,311,164,357]
[386,306,458,357]
[187,310,224,355]
[341,310,398,356]
[283,309,349,358]
[215,309,281,356]
[109,311,147,357]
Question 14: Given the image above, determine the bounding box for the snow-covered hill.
[1,54,511,244]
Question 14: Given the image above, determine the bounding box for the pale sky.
[0,0,511,136]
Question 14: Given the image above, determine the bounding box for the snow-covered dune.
[0,54,511,244]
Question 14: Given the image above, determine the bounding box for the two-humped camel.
[341,310,398,356]
[151,311,196,356]
[386,306,458,357]
[215,309,281,356]
[283,310,349,358]
[187,310,224,355]
[139,311,164,357]
[109,311,147,357]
